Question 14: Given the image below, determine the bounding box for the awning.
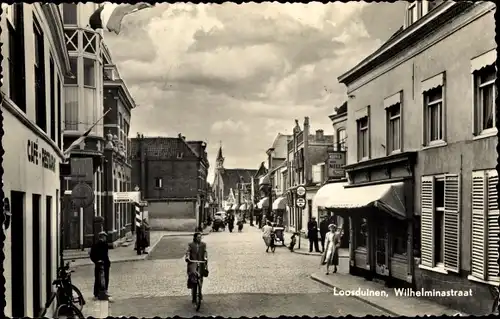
[224,204,232,211]
[272,197,287,210]
[231,204,239,210]
[257,197,269,209]
[204,203,210,208]
[314,182,406,219]
[259,174,270,186]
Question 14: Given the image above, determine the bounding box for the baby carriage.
[273,226,285,246]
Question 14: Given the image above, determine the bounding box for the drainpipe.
[303,117,311,184]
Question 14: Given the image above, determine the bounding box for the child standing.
[289,233,297,252]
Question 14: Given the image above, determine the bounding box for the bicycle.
[186,258,207,311]
[39,261,86,319]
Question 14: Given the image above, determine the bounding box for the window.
[420,175,460,272]
[356,218,368,249]
[392,219,408,256]
[66,57,78,85]
[424,87,444,144]
[357,117,369,160]
[470,170,499,283]
[473,65,496,135]
[62,3,77,25]
[50,57,56,142]
[64,29,78,51]
[427,0,440,12]
[155,177,163,188]
[387,104,401,153]
[407,2,419,26]
[57,77,62,148]
[34,19,46,132]
[7,4,26,112]
[83,58,96,87]
[337,128,346,151]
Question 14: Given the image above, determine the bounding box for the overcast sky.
[104,2,406,182]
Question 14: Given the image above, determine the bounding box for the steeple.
[216,142,224,171]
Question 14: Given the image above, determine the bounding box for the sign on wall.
[27,140,56,172]
[327,151,346,179]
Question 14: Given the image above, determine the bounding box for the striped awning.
[257,197,270,209]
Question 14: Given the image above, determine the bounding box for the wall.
[145,160,199,199]
[3,109,61,317]
[147,200,196,231]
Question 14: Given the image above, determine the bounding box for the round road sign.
[71,183,94,208]
[296,198,306,208]
[296,186,306,197]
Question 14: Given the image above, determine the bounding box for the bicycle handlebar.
[186,258,207,263]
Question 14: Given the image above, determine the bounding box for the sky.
[104,2,406,182]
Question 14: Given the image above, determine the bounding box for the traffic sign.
[296,198,306,208]
[296,185,306,196]
[71,182,94,208]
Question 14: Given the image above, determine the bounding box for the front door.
[375,222,389,276]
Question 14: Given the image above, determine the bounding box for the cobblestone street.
[71,227,389,316]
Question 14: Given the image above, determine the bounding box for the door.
[307,200,313,221]
[64,195,80,249]
[32,194,42,316]
[375,221,389,276]
[11,191,25,317]
[45,196,53,302]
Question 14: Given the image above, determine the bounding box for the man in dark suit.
[90,231,111,301]
[307,216,320,253]
[185,232,208,303]
[319,215,329,252]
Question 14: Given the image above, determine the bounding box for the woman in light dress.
[320,224,341,274]
[262,221,274,252]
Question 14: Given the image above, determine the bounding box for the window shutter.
[486,170,499,281]
[443,174,460,272]
[471,171,487,280]
[421,176,435,267]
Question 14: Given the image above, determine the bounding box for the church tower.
[216,144,224,172]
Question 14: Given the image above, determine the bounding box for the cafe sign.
[27,139,56,172]
[327,151,346,179]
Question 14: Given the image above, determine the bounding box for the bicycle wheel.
[70,284,86,311]
[55,303,85,319]
[195,282,202,311]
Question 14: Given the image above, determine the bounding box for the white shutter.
[312,165,321,183]
[421,176,435,267]
[443,174,460,272]
[487,170,499,281]
[471,171,487,280]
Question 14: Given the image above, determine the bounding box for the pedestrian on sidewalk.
[262,221,274,252]
[319,215,329,253]
[307,216,320,253]
[90,231,112,301]
[320,224,341,275]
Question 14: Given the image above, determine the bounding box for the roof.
[254,162,268,178]
[130,136,198,160]
[221,168,258,192]
[216,146,223,161]
[269,133,292,158]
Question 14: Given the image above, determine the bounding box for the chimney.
[316,129,324,141]
[304,116,309,128]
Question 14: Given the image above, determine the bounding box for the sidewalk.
[311,272,468,316]
[83,298,108,318]
[68,230,209,268]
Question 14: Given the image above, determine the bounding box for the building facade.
[131,135,209,231]
[212,146,257,212]
[336,1,497,314]
[101,45,136,243]
[1,3,70,317]
[59,2,106,250]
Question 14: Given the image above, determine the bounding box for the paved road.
[71,226,389,317]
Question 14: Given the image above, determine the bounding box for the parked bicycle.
[39,261,86,318]
[187,258,207,311]
[491,285,499,314]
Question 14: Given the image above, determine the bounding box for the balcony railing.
[104,65,122,82]
[296,131,304,144]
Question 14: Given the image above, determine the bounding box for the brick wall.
[145,159,199,199]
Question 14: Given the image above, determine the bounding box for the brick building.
[131,135,209,231]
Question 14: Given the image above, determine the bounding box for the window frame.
[33,17,47,133]
[336,128,346,151]
[83,57,97,88]
[357,117,369,161]
[386,103,402,154]
[423,86,445,146]
[62,3,78,26]
[155,177,163,189]
[473,65,497,137]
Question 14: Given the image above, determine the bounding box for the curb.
[292,250,322,256]
[97,300,109,318]
[310,274,399,317]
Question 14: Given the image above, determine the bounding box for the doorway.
[32,194,42,316]
[45,196,53,300]
[11,191,25,317]
[375,222,388,276]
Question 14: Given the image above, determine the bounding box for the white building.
[1,3,71,317]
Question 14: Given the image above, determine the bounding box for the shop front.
[315,152,417,287]
[272,197,287,225]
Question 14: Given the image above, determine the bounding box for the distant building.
[212,146,257,211]
[131,135,209,231]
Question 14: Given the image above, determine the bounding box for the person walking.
[319,215,329,253]
[307,216,320,253]
[90,231,112,301]
[320,224,341,274]
[262,221,274,252]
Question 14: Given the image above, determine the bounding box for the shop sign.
[327,151,346,179]
[27,139,56,172]
[296,197,306,208]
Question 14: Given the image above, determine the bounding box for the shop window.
[392,220,407,256]
[356,218,368,249]
[473,64,496,135]
[34,18,47,132]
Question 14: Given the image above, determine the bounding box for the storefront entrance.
[374,222,389,276]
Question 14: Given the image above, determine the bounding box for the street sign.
[296,198,306,208]
[113,191,141,203]
[71,182,94,208]
[296,185,306,196]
